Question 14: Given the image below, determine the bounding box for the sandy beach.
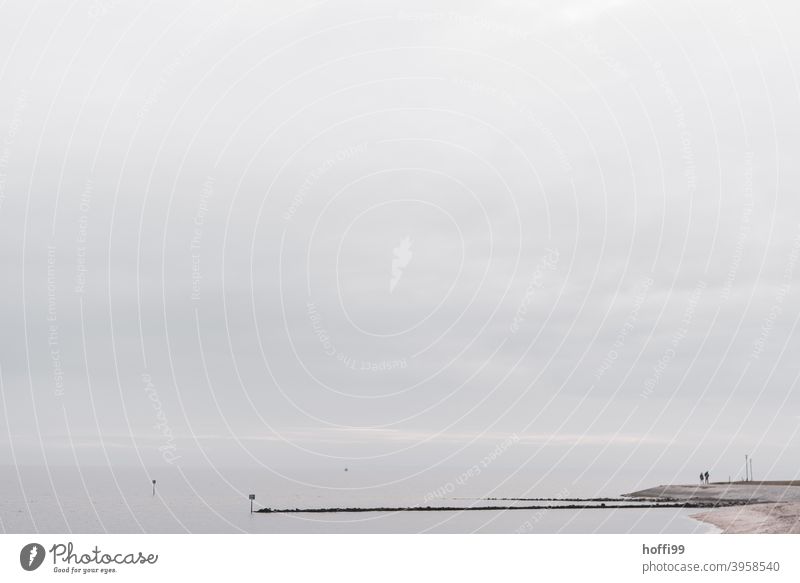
[626,482,800,534]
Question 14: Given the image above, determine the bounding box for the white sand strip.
[692,503,800,534]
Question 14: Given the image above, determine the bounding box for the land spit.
[624,482,800,534]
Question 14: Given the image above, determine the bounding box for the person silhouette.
[700,472,704,485]
[704,471,709,485]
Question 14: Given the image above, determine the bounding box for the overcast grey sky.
[1,0,799,490]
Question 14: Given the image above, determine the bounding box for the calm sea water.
[0,466,717,534]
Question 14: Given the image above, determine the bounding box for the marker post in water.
[152,479,157,497]
[249,494,255,514]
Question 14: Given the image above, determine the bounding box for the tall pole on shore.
[750,458,753,482]
[249,494,255,514]
[745,455,749,481]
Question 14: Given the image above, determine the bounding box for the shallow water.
[253,508,716,534]
[0,465,717,534]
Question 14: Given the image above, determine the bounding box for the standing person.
[704,471,710,485]
[700,472,704,485]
